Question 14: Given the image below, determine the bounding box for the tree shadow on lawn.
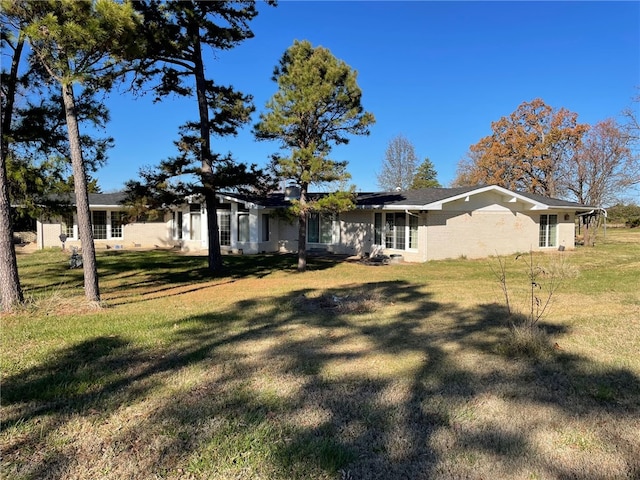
[2,281,639,479]
[98,252,341,303]
[21,250,342,303]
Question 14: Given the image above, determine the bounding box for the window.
[238,214,249,242]
[384,212,418,250]
[261,214,270,242]
[308,212,333,244]
[219,210,231,246]
[374,213,382,244]
[61,213,74,238]
[174,211,183,239]
[111,211,126,238]
[188,203,201,241]
[92,211,107,239]
[190,212,201,241]
[395,214,406,250]
[384,214,394,248]
[539,214,558,247]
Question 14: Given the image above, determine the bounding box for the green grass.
[2,228,639,479]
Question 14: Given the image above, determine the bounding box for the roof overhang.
[357,185,594,212]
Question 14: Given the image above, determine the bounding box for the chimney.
[284,185,301,200]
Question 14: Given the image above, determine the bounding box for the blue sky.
[100,1,639,196]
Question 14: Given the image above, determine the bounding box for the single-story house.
[35,185,594,262]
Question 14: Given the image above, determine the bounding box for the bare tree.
[376,134,418,191]
[560,118,638,246]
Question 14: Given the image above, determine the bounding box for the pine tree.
[411,158,441,189]
[130,0,270,272]
[254,40,375,272]
[19,0,140,302]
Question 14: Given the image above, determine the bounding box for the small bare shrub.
[493,251,573,328]
[492,251,575,357]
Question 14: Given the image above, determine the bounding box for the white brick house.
[35,185,593,261]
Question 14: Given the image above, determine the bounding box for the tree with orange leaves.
[454,99,588,197]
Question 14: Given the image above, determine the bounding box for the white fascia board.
[557,205,594,211]
[356,204,384,210]
[423,185,550,210]
[216,193,258,209]
[356,204,427,211]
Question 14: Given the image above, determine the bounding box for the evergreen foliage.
[126,0,273,272]
[254,40,374,271]
[14,0,141,302]
[411,157,441,189]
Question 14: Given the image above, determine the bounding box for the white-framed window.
[219,210,231,246]
[380,212,419,250]
[238,213,249,243]
[189,204,201,241]
[173,211,183,240]
[92,211,107,240]
[111,211,127,238]
[61,213,75,239]
[385,213,406,249]
[308,212,333,244]
[539,214,558,247]
[374,213,383,244]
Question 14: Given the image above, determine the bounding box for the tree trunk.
[0,155,23,311]
[0,33,25,311]
[297,187,308,272]
[61,81,100,302]
[192,23,223,272]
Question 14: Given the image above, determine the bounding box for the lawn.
[2,228,639,479]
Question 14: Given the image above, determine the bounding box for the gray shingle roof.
[77,186,591,210]
[49,191,128,206]
[230,186,591,210]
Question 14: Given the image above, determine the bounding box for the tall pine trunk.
[297,187,308,272]
[0,33,25,311]
[0,156,23,311]
[192,25,223,272]
[61,81,100,302]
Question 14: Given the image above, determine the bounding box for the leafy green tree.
[254,40,375,272]
[411,157,441,189]
[128,0,272,272]
[19,0,140,302]
[376,134,418,191]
